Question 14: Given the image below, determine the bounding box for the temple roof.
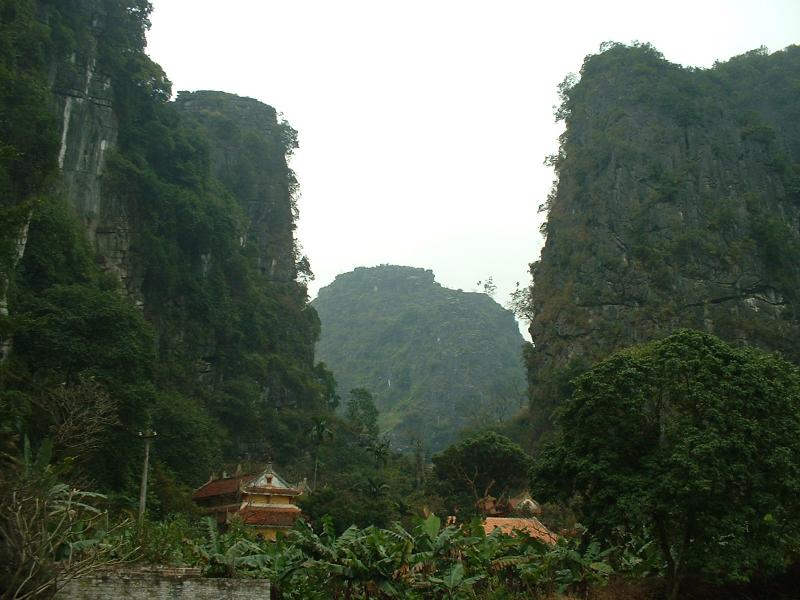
[193,475,247,499]
[193,463,301,500]
[246,464,302,495]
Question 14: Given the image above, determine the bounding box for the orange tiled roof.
[483,517,558,544]
[239,506,301,528]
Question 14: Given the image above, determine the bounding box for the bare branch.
[31,376,119,463]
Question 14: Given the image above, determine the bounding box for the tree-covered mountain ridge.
[313,265,527,451]
[524,42,800,431]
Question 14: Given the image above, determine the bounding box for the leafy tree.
[150,390,222,487]
[314,361,340,412]
[0,0,58,204]
[482,276,497,297]
[506,280,534,323]
[298,486,393,532]
[298,411,424,534]
[358,477,389,499]
[432,431,532,517]
[367,438,390,469]
[346,388,379,438]
[531,330,800,599]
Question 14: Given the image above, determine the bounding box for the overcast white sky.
[146,1,799,335]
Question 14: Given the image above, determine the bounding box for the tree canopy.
[346,388,380,439]
[531,330,800,598]
[433,431,531,518]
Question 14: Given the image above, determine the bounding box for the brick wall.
[56,567,271,600]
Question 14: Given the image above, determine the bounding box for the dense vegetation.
[165,514,619,599]
[521,43,800,436]
[3,6,800,598]
[314,265,527,451]
[6,333,800,599]
[0,1,527,557]
[432,431,531,519]
[532,330,800,599]
[0,0,333,505]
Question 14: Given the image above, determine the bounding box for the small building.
[193,463,303,540]
[508,492,542,516]
[477,492,542,518]
[478,490,555,544]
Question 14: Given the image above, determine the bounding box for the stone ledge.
[56,567,270,600]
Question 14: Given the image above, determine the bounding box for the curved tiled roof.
[193,475,249,499]
[193,464,302,500]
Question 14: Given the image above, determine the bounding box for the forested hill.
[0,1,331,495]
[313,266,527,451]
[524,43,800,430]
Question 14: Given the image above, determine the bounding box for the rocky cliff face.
[49,63,299,302]
[49,17,130,293]
[314,266,527,451]
[174,91,297,284]
[0,1,326,489]
[526,44,800,426]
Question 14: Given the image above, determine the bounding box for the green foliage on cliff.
[0,0,57,202]
[532,330,800,598]
[525,43,800,430]
[0,0,59,300]
[0,0,331,498]
[313,265,527,452]
[104,86,328,470]
[4,194,157,488]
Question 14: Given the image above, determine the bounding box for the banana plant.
[189,517,265,578]
[426,562,484,599]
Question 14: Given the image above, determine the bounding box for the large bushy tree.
[531,330,800,599]
[433,431,531,517]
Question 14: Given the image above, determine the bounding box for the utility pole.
[138,428,157,523]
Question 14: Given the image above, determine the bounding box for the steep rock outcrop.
[50,26,131,292]
[314,266,527,451]
[1,1,326,489]
[526,44,800,425]
[175,91,297,283]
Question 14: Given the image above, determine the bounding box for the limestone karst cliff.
[0,0,328,491]
[314,266,527,451]
[525,43,800,429]
[174,90,299,284]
